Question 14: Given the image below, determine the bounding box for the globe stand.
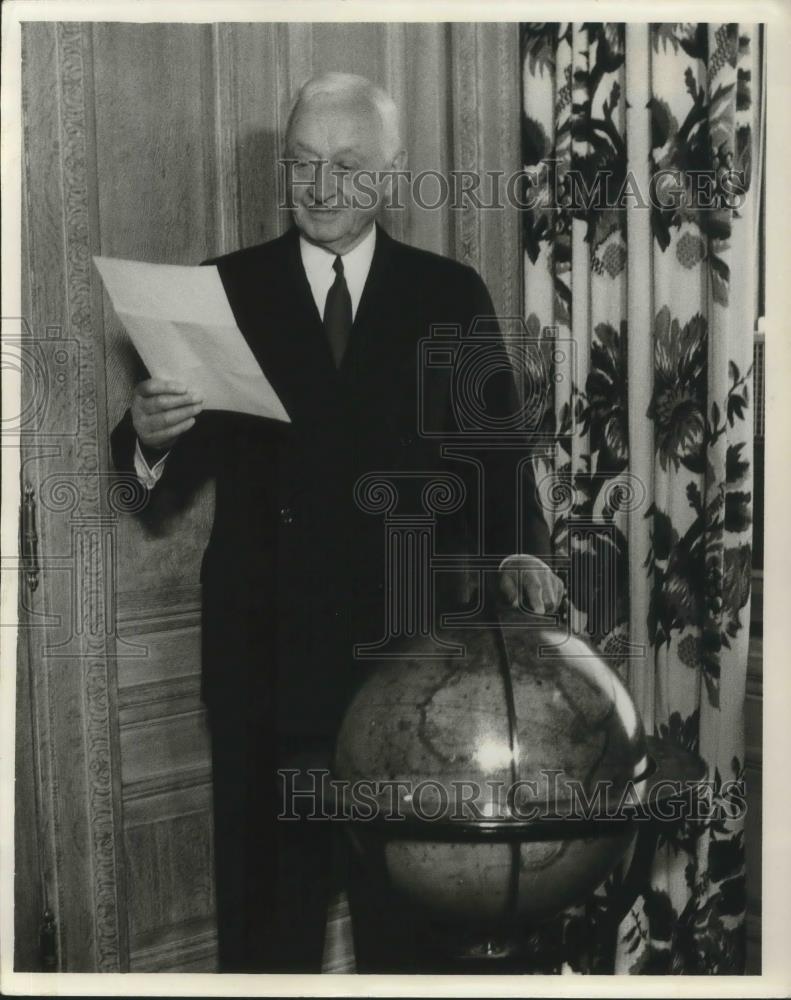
[332,614,707,974]
[333,729,705,973]
[340,789,688,974]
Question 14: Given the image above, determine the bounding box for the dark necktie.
[323,255,353,367]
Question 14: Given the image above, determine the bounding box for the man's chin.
[293,208,375,252]
[297,208,348,237]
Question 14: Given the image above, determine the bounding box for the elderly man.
[112,72,562,972]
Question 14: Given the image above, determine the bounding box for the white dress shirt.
[299,223,376,322]
[134,225,377,486]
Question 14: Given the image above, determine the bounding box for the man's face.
[285,94,399,254]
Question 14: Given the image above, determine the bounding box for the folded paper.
[94,255,290,423]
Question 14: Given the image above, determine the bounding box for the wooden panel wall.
[19,21,128,972]
[19,19,523,972]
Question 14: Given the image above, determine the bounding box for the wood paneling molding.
[21,21,128,971]
[123,781,212,830]
[118,674,203,727]
[123,764,213,804]
[131,926,217,972]
[208,23,241,255]
[116,585,201,631]
[450,22,482,272]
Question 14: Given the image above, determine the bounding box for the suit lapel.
[282,225,339,375]
[339,223,398,379]
[214,223,402,426]
[215,228,335,427]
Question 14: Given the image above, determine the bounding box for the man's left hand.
[499,554,565,614]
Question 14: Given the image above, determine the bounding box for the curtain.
[521,22,761,973]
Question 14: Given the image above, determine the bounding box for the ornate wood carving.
[59,4,129,932]
[19,21,128,972]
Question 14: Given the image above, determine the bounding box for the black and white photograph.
[1,1,788,994]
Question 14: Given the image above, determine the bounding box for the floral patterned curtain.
[521,23,761,973]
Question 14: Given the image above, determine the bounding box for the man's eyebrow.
[290,144,362,159]
[287,144,325,158]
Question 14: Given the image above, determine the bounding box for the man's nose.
[314,161,339,205]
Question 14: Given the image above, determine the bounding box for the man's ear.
[381,148,407,206]
[390,148,407,173]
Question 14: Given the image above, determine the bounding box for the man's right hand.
[131,378,203,453]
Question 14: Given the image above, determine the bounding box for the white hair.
[285,71,402,160]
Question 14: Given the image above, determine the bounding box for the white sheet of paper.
[94,255,290,423]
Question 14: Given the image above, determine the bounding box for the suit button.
[279,505,295,525]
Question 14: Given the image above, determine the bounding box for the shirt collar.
[298,224,377,317]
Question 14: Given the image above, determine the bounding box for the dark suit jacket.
[111,224,550,736]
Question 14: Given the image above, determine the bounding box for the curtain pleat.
[625,23,656,727]
[521,21,760,973]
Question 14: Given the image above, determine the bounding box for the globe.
[333,615,698,960]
